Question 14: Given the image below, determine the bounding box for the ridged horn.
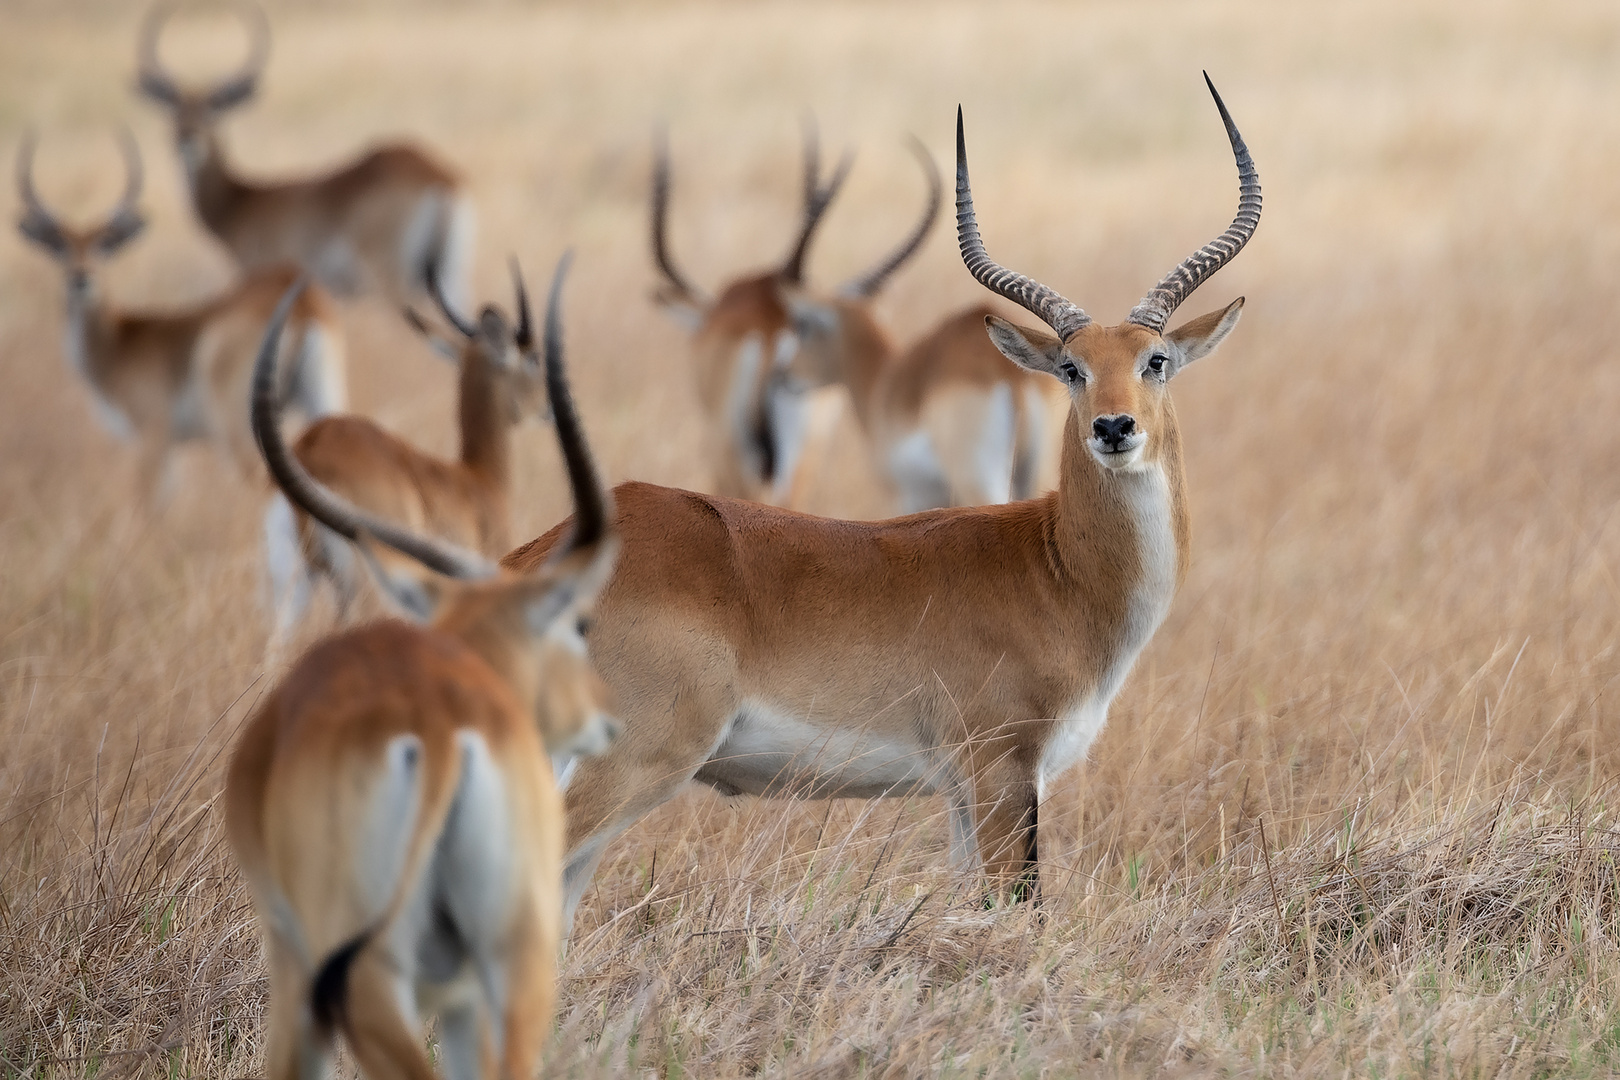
[954,106,1090,341]
[841,135,941,299]
[1125,73,1262,333]
[779,116,853,285]
[252,278,497,581]
[541,251,612,555]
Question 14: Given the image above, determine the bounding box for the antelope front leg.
[963,745,1042,905]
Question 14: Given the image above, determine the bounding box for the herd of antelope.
[18,4,1261,1075]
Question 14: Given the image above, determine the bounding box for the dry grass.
[4,0,1620,1075]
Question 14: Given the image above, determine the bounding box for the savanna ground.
[3,0,1620,1075]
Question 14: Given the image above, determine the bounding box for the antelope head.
[956,73,1260,474]
[254,257,621,757]
[649,117,854,331]
[408,257,552,426]
[15,130,148,288]
[136,0,269,175]
[778,134,942,389]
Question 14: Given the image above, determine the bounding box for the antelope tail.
[304,732,464,1042]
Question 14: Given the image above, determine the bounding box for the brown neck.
[459,350,512,488]
[185,130,249,233]
[832,302,894,431]
[62,271,115,387]
[442,597,538,716]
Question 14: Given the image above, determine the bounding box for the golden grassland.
[4,0,1620,1075]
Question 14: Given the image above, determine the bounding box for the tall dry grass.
[3,0,1620,1075]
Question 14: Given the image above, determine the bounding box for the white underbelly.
[697,703,941,799]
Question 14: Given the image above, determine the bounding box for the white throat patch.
[1038,464,1178,796]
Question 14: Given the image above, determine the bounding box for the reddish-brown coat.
[500,305,1243,915]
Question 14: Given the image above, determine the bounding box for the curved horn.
[89,128,150,252]
[650,126,704,304]
[204,1,270,111]
[428,256,477,339]
[252,278,497,581]
[136,2,183,105]
[109,128,146,221]
[542,251,612,555]
[779,117,853,285]
[954,107,1090,341]
[15,131,67,249]
[510,255,533,349]
[1126,73,1262,333]
[841,135,941,298]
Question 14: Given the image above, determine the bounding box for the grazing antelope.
[264,263,549,642]
[137,1,475,310]
[510,75,1259,923]
[227,257,619,1080]
[16,130,344,497]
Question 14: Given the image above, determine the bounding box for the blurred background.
[3,1,1620,1075]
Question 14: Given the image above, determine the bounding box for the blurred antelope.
[264,262,549,642]
[654,127,1062,512]
[508,75,1259,923]
[781,294,1067,512]
[649,122,853,502]
[228,257,619,1080]
[15,131,344,497]
[137,1,475,309]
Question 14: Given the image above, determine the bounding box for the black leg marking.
[1013,790,1041,906]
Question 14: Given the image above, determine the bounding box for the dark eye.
[1146,355,1166,375]
[1060,361,1081,384]
[575,616,592,638]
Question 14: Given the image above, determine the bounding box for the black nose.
[1092,414,1136,450]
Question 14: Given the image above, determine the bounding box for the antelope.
[781,288,1068,513]
[654,127,1063,513]
[264,263,549,642]
[508,75,1260,924]
[137,1,475,310]
[649,122,856,503]
[227,257,620,1080]
[16,130,344,497]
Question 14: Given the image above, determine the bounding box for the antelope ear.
[353,535,445,622]
[17,212,69,256]
[93,211,147,255]
[785,295,839,341]
[402,307,462,366]
[984,315,1069,379]
[521,583,575,638]
[651,284,705,331]
[206,78,260,113]
[517,534,621,640]
[137,71,182,106]
[1164,297,1244,374]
